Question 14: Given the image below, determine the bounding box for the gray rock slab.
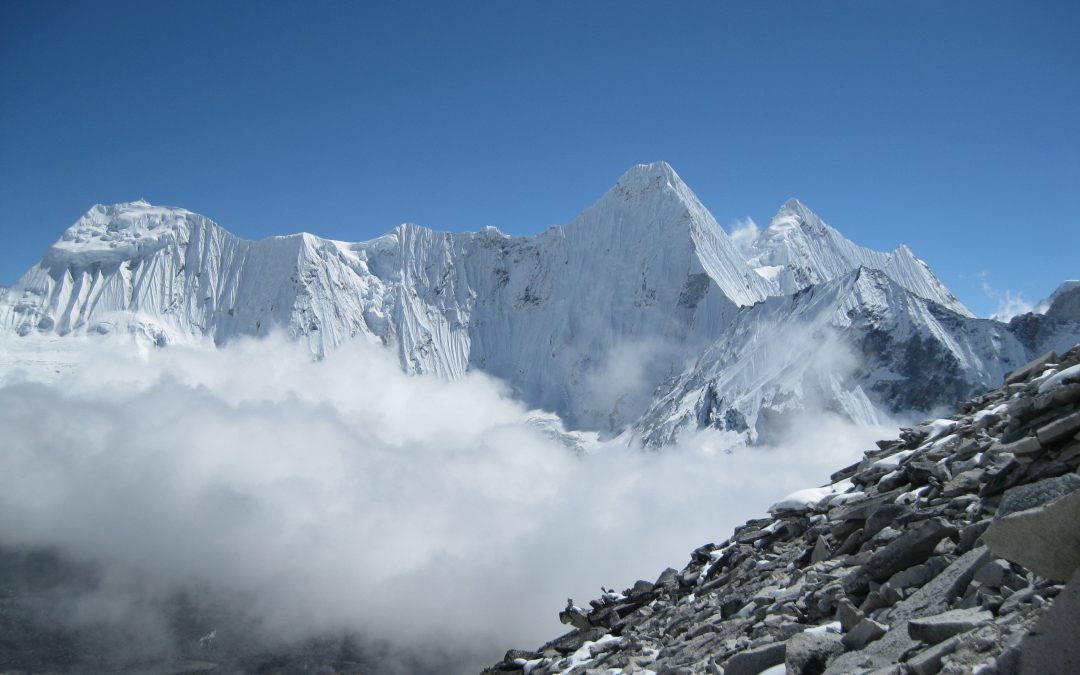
[837,598,864,632]
[994,472,1080,519]
[1019,566,1080,674]
[843,518,957,595]
[973,559,1012,588]
[999,587,1035,615]
[1005,351,1058,385]
[811,535,831,564]
[722,641,785,675]
[886,546,991,624]
[1037,410,1080,445]
[907,607,993,645]
[826,624,916,675]
[984,489,1080,582]
[841,618,888,650]
[884,556,949,593]
[997,435,1044,459]
[865,504,909,538]
[825,550,991,673]
[786,631,845,675]
[905,635,961,675]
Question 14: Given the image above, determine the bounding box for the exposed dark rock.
[486,343,1080,675]
[1017,567,1080,674]
[905,635,961,675]
[993,473,1080,518]
[841,618,887,650]
[907,607,992,644]
[843,518,957,596]
[786,630,845,675]
[1005,350,1059,385]
[722,641,785,675]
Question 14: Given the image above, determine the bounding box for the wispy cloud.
[978,271,1034,321]
[727,216,760,253]
[0,334,896,672]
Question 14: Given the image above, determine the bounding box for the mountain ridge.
[2,162,1076,438]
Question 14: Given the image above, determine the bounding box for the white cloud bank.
[0,334,896,672]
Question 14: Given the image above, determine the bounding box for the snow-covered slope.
[741,199,971,315]
[2,200,394,351]
[635,267,1080,446]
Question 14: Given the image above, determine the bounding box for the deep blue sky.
[1,1,1077,317]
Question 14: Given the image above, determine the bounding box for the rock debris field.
[485,345,1080,675]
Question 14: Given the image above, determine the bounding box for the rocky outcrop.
[485,344,1080,674]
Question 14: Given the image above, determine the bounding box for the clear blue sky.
[2,1,1077,317]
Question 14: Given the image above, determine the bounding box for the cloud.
[727,217,760,253]
[0,334,897,672]
[990,291,1034,322]
[978,271,1034,321]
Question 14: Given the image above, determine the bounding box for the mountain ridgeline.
[2,162,1078,441]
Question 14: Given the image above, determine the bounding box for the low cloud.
[0,334,896,672]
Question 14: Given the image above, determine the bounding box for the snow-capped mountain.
[1033,279,1080,315]
[2,162,1076,439]
[741,198,970,316]
[635,267,1080,446]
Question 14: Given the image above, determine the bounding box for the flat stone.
[994,472,1080,518]
[722,641,785,675]
[1018,567,1080,674]
[843,519,957,596]
[973,559,1012,588]
[841,618,888,650]
[837,598,864,632]
[1005,351,1058,385]
[984,489,1080,582]
[865,504,908,538]
[1036,410,1080,445]
[905,635,961,675]
[993,435,1042,458]
[885,546,991,624]
[811,535,831,564]
[999,587,1035,615]
[941,469,984,497]
[957,519,992,552]
[825,624,917,674]
[881,556,950,600]
[786,631,845,675]
[907,607,993,644]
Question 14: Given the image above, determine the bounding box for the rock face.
[484,344,1080,674]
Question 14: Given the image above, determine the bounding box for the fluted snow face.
[741,199,972,316]
[1,202,393,353]
[5,163,1074,440]
[0,163,770,431]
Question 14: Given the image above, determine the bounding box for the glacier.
[2,161,1077,440]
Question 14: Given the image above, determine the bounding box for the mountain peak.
[779,197,808,213]
[769,198,824,231]
[43,201,203,269]
[614,161,680,191]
